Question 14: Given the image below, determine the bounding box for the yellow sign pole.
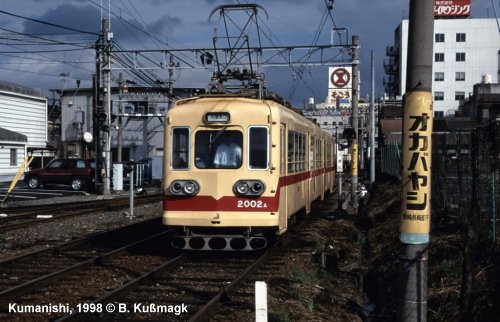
[400,92,433,243]
[1,156,34,206]
[351,143,358,176]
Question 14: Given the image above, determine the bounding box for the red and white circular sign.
[330,68,351,88]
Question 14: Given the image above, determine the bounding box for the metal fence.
[380,144,401,180]
[433,126,499,244]
[380,124,499,244]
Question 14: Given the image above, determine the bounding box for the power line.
[0,27,93,48]
[0,9,99,36]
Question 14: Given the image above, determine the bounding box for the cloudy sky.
[0,0,493,107]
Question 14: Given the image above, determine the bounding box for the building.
[0,81,48,181]
[384,17,499,116]
[57,85,203,162]
[460,81,500,122]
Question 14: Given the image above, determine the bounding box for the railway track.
[0,218,175,319]
[51,247,277,321]
[0,191,342,321]
[0,193,161,231]
[0,221,276,321]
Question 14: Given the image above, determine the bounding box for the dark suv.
[24,158,95,191]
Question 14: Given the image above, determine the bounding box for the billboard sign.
[328,67,352,107]
[434,0,471,17]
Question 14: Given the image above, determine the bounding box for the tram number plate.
[237,200,267,209]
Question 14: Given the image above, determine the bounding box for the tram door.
[279,124,287,232]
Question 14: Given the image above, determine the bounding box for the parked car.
[24,158,95,191]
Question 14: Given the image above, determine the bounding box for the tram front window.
[171,127,189,170]
[195,130,242,169]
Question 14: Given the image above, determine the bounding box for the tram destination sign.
[204,112,230,123]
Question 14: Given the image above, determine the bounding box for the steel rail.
[54,254,187,322]
[0,194,161,231]
[189,246,276,321]
[0,229,173,304]
[0,193,161,216]
[0,217,161,265]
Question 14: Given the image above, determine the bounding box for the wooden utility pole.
[398,1,434,321]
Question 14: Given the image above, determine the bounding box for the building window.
[455,91,465,101]
[435,53,444,62]
[435,33,445,42]
[456,52,466,62]
[434,92,444,101]
[434,111,444,118]
[456,33,466,42]
[455,72,465,81]
[435,72,444,81]
[10,149,17,166]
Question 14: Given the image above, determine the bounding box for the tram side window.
[315,139,322,169]
[249,127,268,169]
[326,143,333,167]
[288,132,294,173]
[287,130,305,173]
[171,127,189,170]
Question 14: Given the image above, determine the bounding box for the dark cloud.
[21,3,184,47]
[22,4,101,34]
[2,0,493,104]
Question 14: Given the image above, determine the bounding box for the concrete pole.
[129,164,134,218]
[350,35,359,209]
[168,53,174,110]
[102,18,112,195]
[398,1,434,321]
[117,72,123,162]
[370,50,376,184]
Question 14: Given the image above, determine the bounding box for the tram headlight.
[234,181,250,195]
[171,182,183,193]
[169,180,199,196]
[183,181,199,195]
[233,180,265,196]
[251,182,264,194]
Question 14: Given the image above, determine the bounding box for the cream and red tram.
[163,94,335,250]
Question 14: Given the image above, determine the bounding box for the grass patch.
[292,268,320,285]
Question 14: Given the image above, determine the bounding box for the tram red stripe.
[164,167,335,212]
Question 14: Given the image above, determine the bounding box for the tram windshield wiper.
[210,126,228,144]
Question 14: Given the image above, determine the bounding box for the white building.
[384,18,499,116]
[0,81,48,181]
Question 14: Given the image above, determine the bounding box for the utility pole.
[168,53,174,110]
[370,50,376,184]
[93,34,102,192]
[398,1,434,321]
[350,35,359,209]
[117,72,123,162]
[102,18,112,195]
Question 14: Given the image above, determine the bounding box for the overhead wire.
[87,0,199,69]
[238,0,325,102]
[0,9,99,35]
[0,7,103,86]
[286,6,329,101]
